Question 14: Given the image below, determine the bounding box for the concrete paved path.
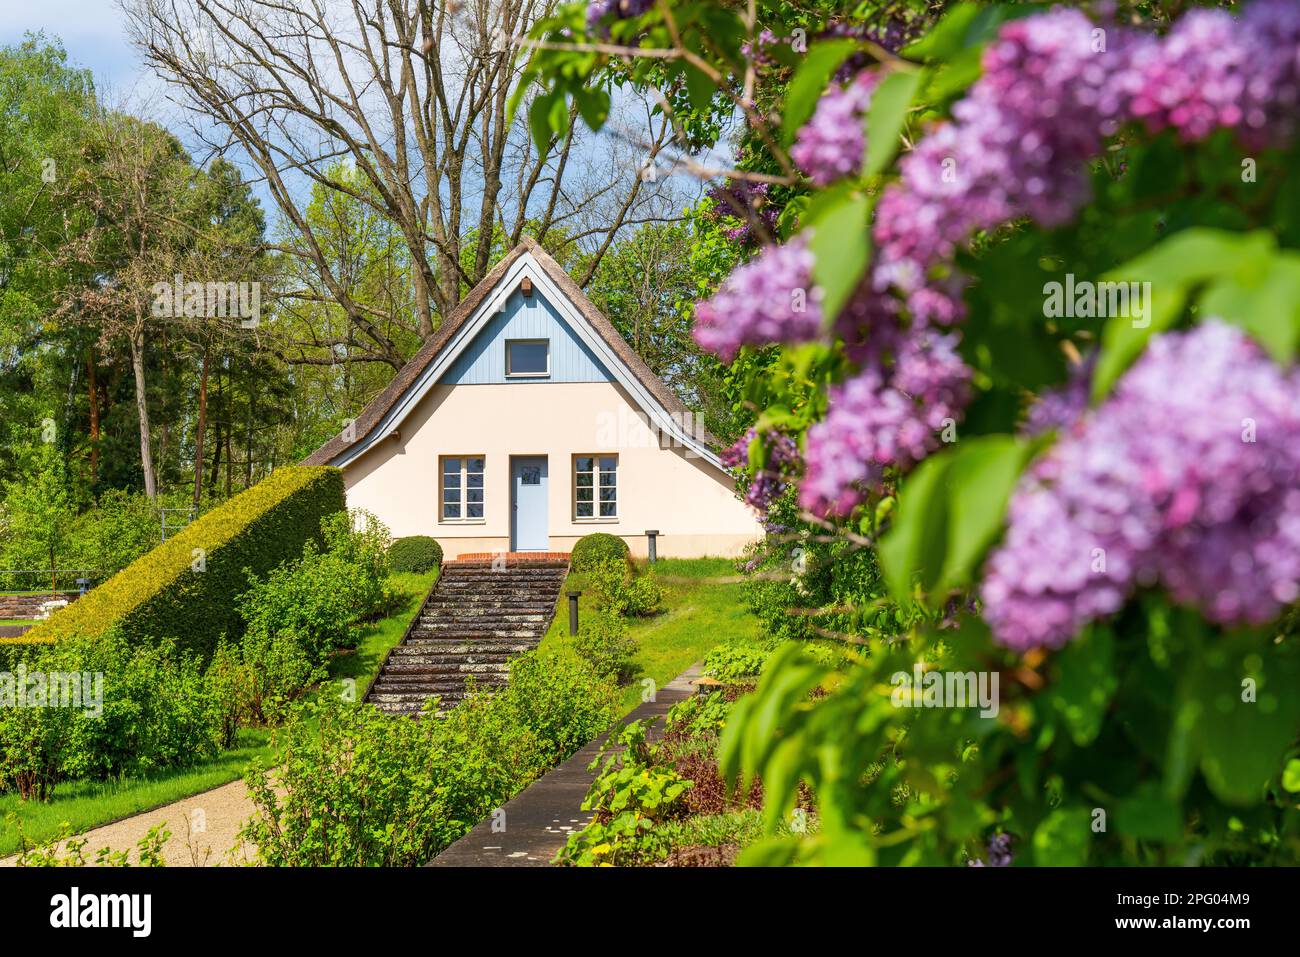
[1,779,256,867]
[429,663,702,867]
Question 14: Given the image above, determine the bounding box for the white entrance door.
[510,456,548,551]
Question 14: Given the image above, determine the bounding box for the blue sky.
[0,1,150,95]
[1,2,709,244]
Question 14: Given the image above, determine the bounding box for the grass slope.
[537,557,759,712]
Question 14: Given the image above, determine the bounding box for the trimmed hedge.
[388,536,443,573]
[0,635,56,671]
[23,466,345,658]
[571,533,630,572]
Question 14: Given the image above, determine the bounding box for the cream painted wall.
[342,381,764,558]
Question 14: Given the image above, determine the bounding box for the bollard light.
[568,590,582,636]
[645,530,660,564]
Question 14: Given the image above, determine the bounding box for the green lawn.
[0,569,437,856]
[537,557,760,712]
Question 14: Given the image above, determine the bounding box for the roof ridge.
[302,240,718,468]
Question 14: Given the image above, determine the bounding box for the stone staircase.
[365,557,570,717]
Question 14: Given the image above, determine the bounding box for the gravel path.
[1,779,258,867]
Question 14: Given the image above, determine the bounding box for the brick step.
[388,645,526,657]
[380,661,513,676]
[413,623,543,637]
[387,646,527,661]
[418,614,550,626]
[400,631,538,647]
[369,679,506,700]
[433,585,563,596]
[420,601,555,611]
[371,699,459,717]
[440,569,568,580]
[364,556,567,716]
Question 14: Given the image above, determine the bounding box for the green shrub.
[240,650,621,865]
[589,557,663,617]
[0,635,56,672]
[703,641,772,682]
[241,695,447,866]
[388,536,442,573]
[321,509,391,608]
[573,610,639,684]
[23,466,345,658]
[236,629,326,727]
[624,572,664,617]
[204,640,247,749]
[238,509,393,665]
[571,532,630,572]
[502,652,621,765]
[58,636,217,781]
[0,632,221,800]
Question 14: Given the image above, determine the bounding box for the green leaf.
[1166,628,1300,806]
[528,91,558,151]
[1200,252,1300,363]
[1115,782,1183,842]
[683,64,716,113]
[862,69,925,178]
[804,189,872,323]
[878,436,1035,606]
[1044,626,1118,746]
[1091,229,1276,401]
[903,3,1038,63]
[934,435,1035,597]
[1282,759,1300,793]
[877,452,952,604]
[1031,806,1092,866]
[781,39,859,146]
[572,87,610,132]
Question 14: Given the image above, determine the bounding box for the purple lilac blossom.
[1127,2,1300,148]
[800,330,970,516]
[699,1,1300,522]
[1021,353,1096,438]
[692,237,823,361]
[982,322,1300,650]
[723,429,802,518]
[704,180,777,245]
[791,69,882,186]
[873,8,1137,293]
[968,833,1015,867]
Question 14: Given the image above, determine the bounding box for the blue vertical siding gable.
[440,286,614,384]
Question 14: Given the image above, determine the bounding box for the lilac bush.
[695,1,1300,521]
[982,322,1300,650]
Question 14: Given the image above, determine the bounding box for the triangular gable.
[440,283,614,385]
[304,238,722,471]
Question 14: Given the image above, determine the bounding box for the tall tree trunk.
[193,346,209,508]
[129,324,157,500]
[86,349,100,485]
[224,425,232,498]
[245,389,254,488]
[209,365,223,492]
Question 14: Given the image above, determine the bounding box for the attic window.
[506,339,549,377]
